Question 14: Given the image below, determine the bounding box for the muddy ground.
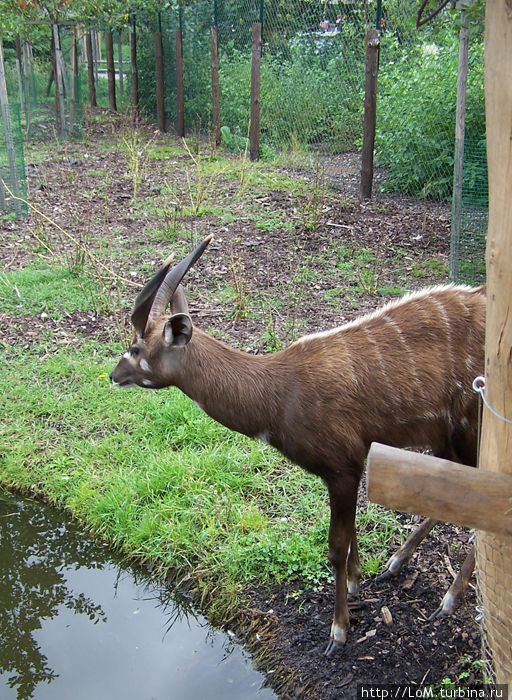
[0,113,484,698]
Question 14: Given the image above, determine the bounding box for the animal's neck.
[176,328,288,439]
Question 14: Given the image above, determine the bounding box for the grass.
[0,264,100,317]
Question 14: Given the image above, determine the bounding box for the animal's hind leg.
[429,545,475,620]
[347,525,362,597]
[376,517,438,581]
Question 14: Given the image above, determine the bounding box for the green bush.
[376,34,486,201]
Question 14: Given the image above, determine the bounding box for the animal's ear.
[163,313,193,347]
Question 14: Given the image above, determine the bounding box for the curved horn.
[131,252,174,337]
[149,234,213,320]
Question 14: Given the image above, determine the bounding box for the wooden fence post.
[155,15,166,132]
[475,0,512,685]
[51,23,67,138]
[360,28,380,201]
[250,22,262,162]
[450,7,469,281]
[130,16,139,118]
[176,26,185,138]
[85,30,97,107]
[105,29,117,112]
[210,26,221,147]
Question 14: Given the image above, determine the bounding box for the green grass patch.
[0,265,100,317]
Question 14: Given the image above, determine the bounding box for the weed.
[182,139,226,216]
[301,163,327,233]
[121,127,155,200]
[229,241,250,321]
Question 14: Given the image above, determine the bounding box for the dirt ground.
[0,113,484,698]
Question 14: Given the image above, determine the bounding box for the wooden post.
[130,17,139,118]
[70,26,79,133]
[155,18,166,132]
[86,30,97,107]
[367,444,512,537]
[476,0,512,685]
[450,8,469,281]
[105,29,117,111]
[176,27,185,137]
[250,22,262,162]
[117,32,124,98]
[14,38,24,115]
[360,28,380,200]
[210,26,221,147]
[51,23,67,138]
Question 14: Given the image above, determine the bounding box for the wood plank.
[366,442,512,536]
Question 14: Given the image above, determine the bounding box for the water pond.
[0,488,275,700]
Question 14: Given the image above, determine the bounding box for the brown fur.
[111,282,486,652]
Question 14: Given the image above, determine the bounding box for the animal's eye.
[130,346,140,357]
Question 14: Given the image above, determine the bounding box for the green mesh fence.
[12,27,83,141]
[456,138,487,285]
[0,102,28,218]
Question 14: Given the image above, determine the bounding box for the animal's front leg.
[324,477,358,656]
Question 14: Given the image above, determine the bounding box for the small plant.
[182,139,226,216]
[229,241,250,321]
[301,163,327,233]
[121,127,155,200]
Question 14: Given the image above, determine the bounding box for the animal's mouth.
[110,378,138,389]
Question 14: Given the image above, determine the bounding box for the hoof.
[325,622,347,655]
[428,606,448,622]
[429,591,456,622]
[375,570,394,584]
[324,638,340,657]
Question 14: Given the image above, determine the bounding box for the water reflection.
[0,489,274,700]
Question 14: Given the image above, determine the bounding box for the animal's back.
[288,285,485,468]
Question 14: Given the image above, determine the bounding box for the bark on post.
[86,30,97,107]
[210,26,221,147]
[176,28,185,138]
[130,18,139,118]
[475,0,512,684]
[360,28,380,201]
[155,25,166,132]
[250,22,262,162]
[105,29,117,112]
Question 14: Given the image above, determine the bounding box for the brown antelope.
[111,235,485,655]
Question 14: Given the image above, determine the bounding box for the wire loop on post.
[472,376,512,426]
